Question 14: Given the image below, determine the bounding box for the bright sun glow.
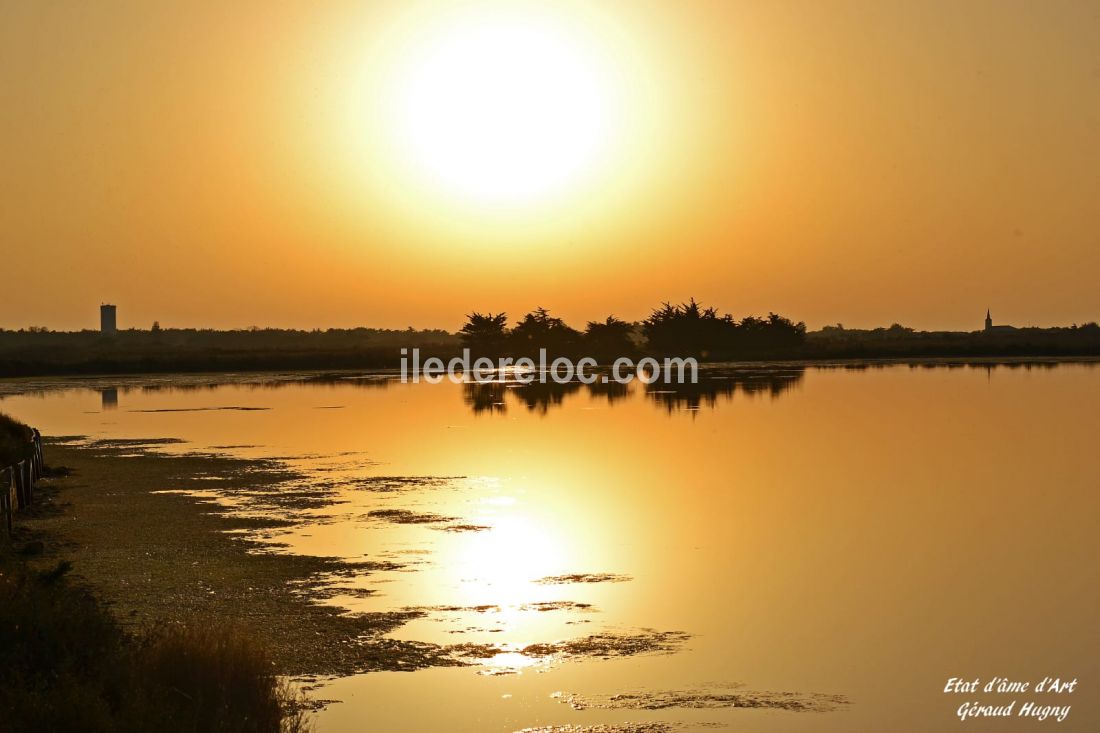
[386,11,619,205]
[451,513,567,607]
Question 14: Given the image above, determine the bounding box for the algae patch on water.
[365,508,491,533]
[450,629,690,667]
[563,687,849,713]
[514,725,677,733]
[536,573,633,585]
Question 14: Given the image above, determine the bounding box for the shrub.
[0,559,310,733]
[0,412,33,467]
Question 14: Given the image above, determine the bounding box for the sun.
[385,10,619,205]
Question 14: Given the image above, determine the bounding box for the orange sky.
[2,0,1098,332]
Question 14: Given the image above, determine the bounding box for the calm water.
[2,364,1097,731]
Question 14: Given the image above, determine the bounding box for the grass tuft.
[0,556,311,733]
[0,412,34,467]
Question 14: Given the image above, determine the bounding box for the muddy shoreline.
[19,439,696,682]
[15,436,853,730]
[19,439,460,678]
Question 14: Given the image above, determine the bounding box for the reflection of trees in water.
[462,381,510,415]
[645,368,806,412]
[586,378,630,404]
[462,380,585,416]
[513,381,585,414]
[462,378,632,416]
[136,374,396,394]
[78,374,396,409]
[12,361,1089,417]
[460,368,806,415]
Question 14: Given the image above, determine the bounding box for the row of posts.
[2,429,43,537]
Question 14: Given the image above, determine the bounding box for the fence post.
[24,459,33,506]
[1,429,45,533]
[33,430,43,471]
[2,467,10,537]
[9,464,18,514]
[15,460,26,508]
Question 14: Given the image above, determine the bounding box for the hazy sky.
[2,0,1098,332]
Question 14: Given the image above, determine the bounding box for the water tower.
[100,303,117,333]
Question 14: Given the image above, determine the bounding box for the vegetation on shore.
[459,301,806,359]
[0,553,310,733]
[1,412,308,732]
[0,412,34,466]
[806,321,1100,359]
[0,326,457,377]
[2,303,1100,377]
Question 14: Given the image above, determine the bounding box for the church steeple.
[985,308,993,331]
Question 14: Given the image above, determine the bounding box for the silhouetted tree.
[731,312,806,354]
[509,308,582,357]
[642,299,735,358]
[584,316,637,361]
[459,312,509,355]
[643,300,805,358]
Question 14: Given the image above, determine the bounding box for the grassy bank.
[0,552,310,732]
[1,413,311,732]
[0,412,33,466]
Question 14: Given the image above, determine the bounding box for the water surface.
[2,363,1097,731]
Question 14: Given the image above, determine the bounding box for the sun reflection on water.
[451,513,570,612]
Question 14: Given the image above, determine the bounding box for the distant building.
[100,303,117,333]
[984,309,1017,333]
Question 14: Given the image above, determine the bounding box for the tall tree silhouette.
[510,308,582,357]
[584,315,637,360]
[644,299,805,358]
[643,299,734,358]
[459,312,509,355]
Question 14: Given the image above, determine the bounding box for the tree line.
[459,300,807,360]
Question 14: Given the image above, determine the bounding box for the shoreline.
[0,354,1097,394]
[16,438,462,679]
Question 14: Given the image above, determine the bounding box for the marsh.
[2,361,1097,732]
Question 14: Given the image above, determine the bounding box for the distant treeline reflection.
[8,360,1090,415]
[38,367,804,416]
[462,367,806,415]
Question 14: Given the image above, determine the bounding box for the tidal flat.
[25,440,452,678]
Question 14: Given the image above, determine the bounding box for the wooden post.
[9,464,18,514]
[23,459,32,506]
[33,430,43,469]
[1,430,46,532]
[15,460,26,508]
[2,467,10,537]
